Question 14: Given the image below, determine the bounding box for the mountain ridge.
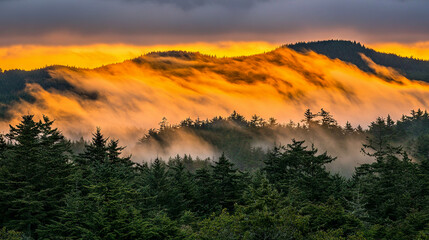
[1,40,428,120]
[287,40,429,82]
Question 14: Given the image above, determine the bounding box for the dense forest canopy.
[0,109,428,239]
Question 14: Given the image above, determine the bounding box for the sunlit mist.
[0,42,279,71]
[2,47,429,152]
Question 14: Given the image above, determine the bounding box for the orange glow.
[0,42,279,71]
[369,41,429,60]
[2,47,429,161]
[4,47,429,137]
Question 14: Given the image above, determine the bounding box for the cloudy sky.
[1,0,428,45]
[1,0,429,70]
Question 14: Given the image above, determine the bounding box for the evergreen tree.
[166,157,196,218]
[143,158,172,213]
[228,111,247,126]
[362,117,401,159]
[319,108,337,127]
[107,139,132,166]
[356,128,422,224]
[264,139,336,202]
[194,167,217,216]
[0,115,73,238]
[212,154,244,211]
[78,127,108,165]
[41,133,141,239]
[249,115,265,128]
[344,121,354,133]
[303,108,318,128]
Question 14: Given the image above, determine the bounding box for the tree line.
[0,109,428,239]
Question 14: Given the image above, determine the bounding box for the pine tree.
[228,111,247,126]
[78,127,108,165]
[0,115,73,238]
[107,139,132,166]
[167,157,196,217]
[212,154,243,211]
[41,132,140,239]
[194,167,217,215]
[362,117,401,159]
[303,109,317,128]
[264,139,336,202]
[344,121,354,133]
[319,108,337,127]
[250,114,265,128]
[356,127,421,223]
[144,158,171,212]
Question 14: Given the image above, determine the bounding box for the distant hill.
[1,40,429,120]
[287,40,429,82]
[0,66,98,118]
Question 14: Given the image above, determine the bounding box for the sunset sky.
[1,0,429,70]
[1,0,429,153]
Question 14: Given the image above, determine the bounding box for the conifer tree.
[303,109,317,128]
[78,127,108,165]
[0,115,73,238]
[264,139,336,202]
[107,139,132,166]
[167,157,196,217]
[362,117,401,159]
[194,167,217,215]
[144,158,171,212]
[212,154,244,211]
[344,121,354,133]
[356,125,421,223]
[319,108,337,127]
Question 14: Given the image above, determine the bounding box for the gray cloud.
[120,0,270,9]
[0,0,428,45]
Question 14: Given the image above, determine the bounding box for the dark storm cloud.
[0,0,428,45]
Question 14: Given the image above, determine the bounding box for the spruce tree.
[264,139,336,202]
[212,154,243,211]
[167,157,196,218]
[194,167,217,215]
[0,115,73,238]
[78,127,108,165]
[107,139,132,166]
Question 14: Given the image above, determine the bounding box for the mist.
[1,47,428,173]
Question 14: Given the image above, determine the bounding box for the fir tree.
[0,115,73,238]
[212,153,244,211]
[264,139,336,202]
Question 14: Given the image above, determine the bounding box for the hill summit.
[287,40,429,82]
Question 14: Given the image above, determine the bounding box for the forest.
[0,109,428,239]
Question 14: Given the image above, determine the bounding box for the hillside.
[1,42,429,239]
[2,40,428,115]
[1,41,429,129]
[287,40,429,82]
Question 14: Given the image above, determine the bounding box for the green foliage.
[211,154,244,211]
[0,115,73,238]
[264,139,337,202]
[1,110,429,239]
[0,228,22,240]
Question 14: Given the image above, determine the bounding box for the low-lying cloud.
[1,48,428,170]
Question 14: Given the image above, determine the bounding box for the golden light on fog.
[6,47,429,137]
[1,46,428,162]
[0,42,279,71]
